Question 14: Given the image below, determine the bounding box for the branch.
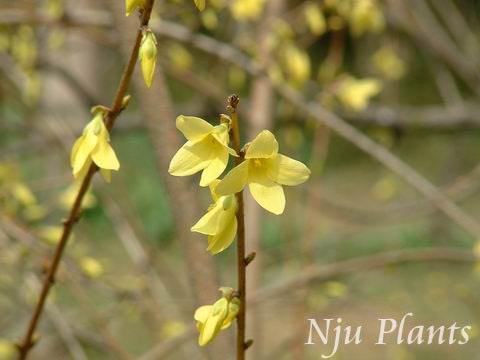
[250,248,475,304]
[16,2,157,358]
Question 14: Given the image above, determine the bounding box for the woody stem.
[228,95,248,360]
[16,2,156,359]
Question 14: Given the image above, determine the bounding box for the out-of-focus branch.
[250,248,475,304]
[342,102,480,129]
[25,275,88,360]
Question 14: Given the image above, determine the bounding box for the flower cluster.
[168,110,310,345]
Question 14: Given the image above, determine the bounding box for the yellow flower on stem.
[194,287,240,346]
[191,180,237,254]
[216,130,310,215]
[70,109,120,182]
[139,29,157,88]
[125,0,145,16]
[169,115,237,186]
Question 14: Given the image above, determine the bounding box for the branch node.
[227,94,239,112]
[245,252,256,266]
[244,339,254,350]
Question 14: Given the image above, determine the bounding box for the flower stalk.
[227,94,249,359]
[16,1,156,359]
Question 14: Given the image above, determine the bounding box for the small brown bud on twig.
[227,94,239,112]
[244,339,254,350]
[245,252,256,266]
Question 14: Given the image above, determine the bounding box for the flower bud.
[139,30,158,88]
[126,0,145,16]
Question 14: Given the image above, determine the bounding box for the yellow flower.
[194,288,240,346]
[191,180,237,254]
[70,110,120,182]
[194,0,206,11]
[169,115,237,186]
[79,256,104,278]
[216,130,310,215]
[336,76,382,111]
[139,30,157,88]
[126,0,145,16]
[304,2,326,36]
[373,47,406,80]
[349,0,385,37]
[230,0,265,22]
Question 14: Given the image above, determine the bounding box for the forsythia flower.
[230,0,265,22]
[169,115,237,186]
[70,110,120,182]
[125,0,145,16]
[216,130,310,215]
[336,76,382,111]
[373,47,406,80]
[194,288,240,346]
[191,180,237,254]
[139,30,157,88]
[304,2,326,36]
[194,0,206,11]
[349,0,385,37]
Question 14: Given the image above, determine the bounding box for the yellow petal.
[100,168,112,183]
[209,179,221,202]
[91,127,120,170]
[194,305,212,324]
[176,115,214,142]
[139,31,157,87]
[199,298,228,346]
[200,147,228,187]
[194,0,206,11]
[245,130,278,159]
[74,158,92,180]
[72,132,97,174]
[207,208,237,254]
[215,160,249,195]
[141,57,155,88]
[267,154,311,186]
[169,140,213,176]
[221,298,240,329]
[249,172,285,215]
[191,202,223,235]
[70,136,82,167]
[125,0,137,16]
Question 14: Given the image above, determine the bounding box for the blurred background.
[1,0,480,359]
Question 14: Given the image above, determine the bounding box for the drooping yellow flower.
[191,180,237,254]
[194,0,206,11]
[194,288,240,346]
[139,30,157,88]
[126,0,145,16]
[169,115,237,186]
[70,110,120,182]
[336,76,382,111]
[216,130,310,215]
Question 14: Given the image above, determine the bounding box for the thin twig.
[16,1,156,358]
[250,247,475,304]
[227,95,248,359]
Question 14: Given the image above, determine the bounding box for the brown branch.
[16,1,157,358]
[227,95,248,359]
